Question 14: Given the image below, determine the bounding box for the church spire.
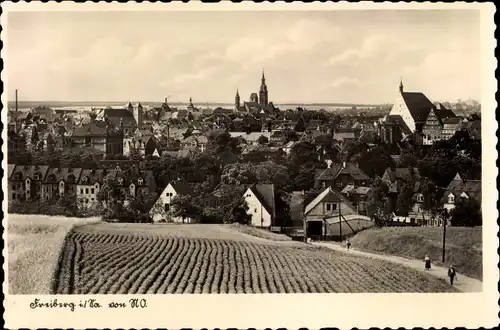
[399,77,404,94]
[261,68,266,83]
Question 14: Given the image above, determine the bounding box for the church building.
[389,80,436,133]
[234,70,278,118]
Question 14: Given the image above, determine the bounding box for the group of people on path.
[424,254,457,285]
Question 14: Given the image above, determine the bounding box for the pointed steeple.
[399,77,404,94]
[261,68,266,83]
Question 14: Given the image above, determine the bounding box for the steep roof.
[11,165,50,181]
[73,123,108,136]
[440,177,481,205]
[248,184,275,217]
[316,163,370,182]
[44,167,83,184]
[305,187,356,215]
[443,117,462,125]
[401,92,435,122]
[78,169,106,185]
[384,167,421,183]
[387,115,412,135]
[7,164,16,179]
[169,181,195,196]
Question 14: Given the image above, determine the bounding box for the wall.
[77,183,100,209]
[151,184,192,223]
[389,94,416,132]
[244,188,272,227]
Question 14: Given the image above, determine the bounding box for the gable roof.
[316,163,370,182]
[305,187,356,215]
[440,177,481,205]
[78,169,106,185]
[384,167,421,183]
[169,181,195,196]
[44,167,83,184]
[401,92,436,122]
[247,184,275,217]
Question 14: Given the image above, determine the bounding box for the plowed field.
[52,224,458,294]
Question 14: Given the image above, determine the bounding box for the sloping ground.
[52,224,458,294]
[225,223,292,241]
[6,214,101,294]
[349,227,482,280]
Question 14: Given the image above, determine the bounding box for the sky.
[7,10,481,104]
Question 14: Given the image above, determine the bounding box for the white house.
[150,182,195,223]
[76,169,105,209]
[243,184,276,228]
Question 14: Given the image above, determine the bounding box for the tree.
[358,146,395,178]
[450,197,482,227]
[366,177,391,226]
[170,194,202,223]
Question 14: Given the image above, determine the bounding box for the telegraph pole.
[339,202,342,242]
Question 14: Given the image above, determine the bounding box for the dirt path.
[312,241,482,293]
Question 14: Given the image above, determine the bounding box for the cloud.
[172,65,223,84]
[323,77,361,90]
[326,34,411,67]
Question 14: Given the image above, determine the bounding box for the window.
[80,188,84,194]
[33,172,42,180]
[138,178,144,185]
[448,194,455,204]
[246,194,251,198]
[81,176,88,183]
[254,208,258,213]
[117,177,124,185]
[164,204,170,212]
[85,188,89,194]
[12,193,16,200]
[416,194,424,203]
[91,188,95,194]
[326,203,337,212]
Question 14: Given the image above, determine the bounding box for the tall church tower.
[235,89,240,108]
[259,69,269,108]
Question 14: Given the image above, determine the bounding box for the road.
[312,241,482,293]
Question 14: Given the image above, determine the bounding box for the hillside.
[51,223,458,294]
[349,227,482,280]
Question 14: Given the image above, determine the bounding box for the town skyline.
[7,10,480,104]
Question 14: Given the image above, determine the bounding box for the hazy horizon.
[7,10,481,104]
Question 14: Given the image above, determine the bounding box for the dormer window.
[137,178,144,185]
[460,192,469,199]
[117,177,124,185]
[416,194,424,203]
[48,174,57,182]
[14,172,23,181]
[81,176,88,184]
[448,193,455,204]
[33,172,42,180]
[115,166,121,171]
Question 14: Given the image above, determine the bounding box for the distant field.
[51,223,458,294]
[350,226,483,280]
[6,214,100,294]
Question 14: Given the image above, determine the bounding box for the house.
[243,184,276,228]
[422,105,456,145]
[102,167,157,206]
[389,80,437,132]
[180,135,209,152]
[315,162,370,191]
[304,187,370,239]
[7,130,26,155]
[150,182,196,223]
[441,117,464,140]
[76,169,106,209]
[441,173,481,212]
[9,165,49,202]
[341,184,371,215]
[42,167,83,202]
[381,166,421,187]
[71,122,123,155]
[229,131,271,146]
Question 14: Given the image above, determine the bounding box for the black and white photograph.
[3,2,498,329]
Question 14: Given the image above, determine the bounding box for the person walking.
[448,266,457,285]
[346,239,351,250]
[424,254,431,270]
